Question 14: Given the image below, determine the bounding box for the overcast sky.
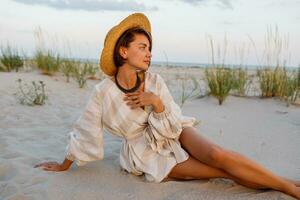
[1,0,299,66]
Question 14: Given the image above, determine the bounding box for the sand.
[0,67,299,200]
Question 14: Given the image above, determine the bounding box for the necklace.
[114,72,141,93]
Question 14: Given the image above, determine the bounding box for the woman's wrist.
[152,96,164,113]
[60,158,73,170]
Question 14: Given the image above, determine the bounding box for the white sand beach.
[0,67,300,200]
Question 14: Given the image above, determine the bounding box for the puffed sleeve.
[147,74,196,140]
[64,85,104,166]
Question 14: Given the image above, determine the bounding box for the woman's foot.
[292,181,300,187]
[289,186,300,200]
[295,187,300,199]
[281,177,300,187]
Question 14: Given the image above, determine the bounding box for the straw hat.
[99,13,151,76]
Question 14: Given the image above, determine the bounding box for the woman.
[34,13,300,199]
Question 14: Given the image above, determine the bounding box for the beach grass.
[0,44,24,72]
[257,66,300,106]
[205,67,233,105]
[280,67,300,106]
[72,62,90,88]
[34,49,61,75]
[205,36,234,105]
[61,59,76,82]
[85,61,98,80]
[231,67,248,97]
[257,66,288,98]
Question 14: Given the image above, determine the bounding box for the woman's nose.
[147,50,152,58]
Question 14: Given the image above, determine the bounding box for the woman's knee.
[207,146,230,167]
[209,147,243,168]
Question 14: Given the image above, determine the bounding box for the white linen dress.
[65,71,197,182]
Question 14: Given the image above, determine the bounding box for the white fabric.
[65,71,197,182]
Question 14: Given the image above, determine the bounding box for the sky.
[0,0,299,67]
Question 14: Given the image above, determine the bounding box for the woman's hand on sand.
[34,161,68,171]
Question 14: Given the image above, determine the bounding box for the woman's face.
[120,34,152,71]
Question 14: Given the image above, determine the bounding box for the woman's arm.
[146,74,184,139]
[152,95,164,113]
[34,83,106,171]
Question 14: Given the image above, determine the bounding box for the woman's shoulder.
[93,77,114,94]
[146,71,164,85]
[145,71,169,95]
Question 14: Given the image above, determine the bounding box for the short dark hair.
[113,27,152,68]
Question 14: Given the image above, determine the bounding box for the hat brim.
[100,13,151,76]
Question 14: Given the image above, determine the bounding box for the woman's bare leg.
[168,156,268,190]
[178,127,300,199]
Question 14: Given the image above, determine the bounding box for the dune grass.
[280,67,300,106]
[0,44,24,72]
[85,61,98,80]
[205,67,233,105]
[33,27,63,75]
[257,66,300,106]
[257,66,292,98]
[34,49,61,75]
[231,67,248,97]
[61,59,102,83]
[204,36,235,105]
[72,63,90,88]
[61,59,76,82]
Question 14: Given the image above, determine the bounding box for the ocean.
[74,58,299,71]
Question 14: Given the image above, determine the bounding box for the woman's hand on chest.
[123,82,164,112]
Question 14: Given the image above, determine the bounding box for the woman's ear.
[119,47,127,59]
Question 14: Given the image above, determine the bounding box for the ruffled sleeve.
[147,74,196,141]
[65,85,104,166]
